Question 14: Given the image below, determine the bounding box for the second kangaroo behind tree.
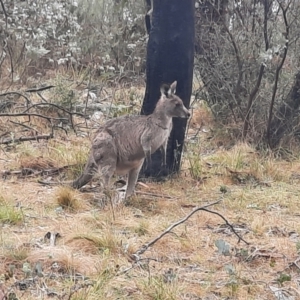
[72,81,190,199]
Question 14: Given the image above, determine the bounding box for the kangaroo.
[72,81,190,199]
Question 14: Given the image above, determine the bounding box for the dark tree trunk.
[140,0,195,179]
[268,71,300,148]
[144,0,152,34]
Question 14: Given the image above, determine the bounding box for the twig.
[6,44,14,84]
[0,40,7,70]
[288,257,300,272]
[65,282,94,300]
[84,67,92,127]
[9,120,39,134]
[0,0,8,30]
[134,199,248,258]
[54,281,94,300]
[0,91,31,106]
[0,145,10,158]
[0,134,53,144]
[0,112,68,122]
[0,132,9,138]
[135,190,177,199]
[242,64,265,138]
[15,41,26,66]
[3,165,72,178]
[21,102,88,118]
[25,85,55,93]
[37,92,48,103]
[201,208,249,244]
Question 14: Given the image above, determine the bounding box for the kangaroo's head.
[158,81,190,119]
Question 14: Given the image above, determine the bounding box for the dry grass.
[55,187,82,211]
[0,195,24,225]
[1,98,300,299]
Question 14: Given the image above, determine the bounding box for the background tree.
[140,0,195,178]
[194,0,300,148]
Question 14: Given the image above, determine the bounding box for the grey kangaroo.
[72,81,190,199]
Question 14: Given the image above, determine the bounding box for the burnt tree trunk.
[268,71,300,148]
[140,0,195,179]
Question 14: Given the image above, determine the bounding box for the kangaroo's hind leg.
[73,131,117,190]
[92,134,118,192]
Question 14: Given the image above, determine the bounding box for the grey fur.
[72,81,190,199]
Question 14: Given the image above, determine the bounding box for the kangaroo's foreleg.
[160,138,168,167]
[125,160,144,199]
[72,158,97,189]
[141,132,152,168]
[99,157,117,190]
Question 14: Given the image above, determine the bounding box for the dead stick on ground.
[134,199,249,258]
[25,85,55,93]
[0,134,53,144]
[135,190,177,199]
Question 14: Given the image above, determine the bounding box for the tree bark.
[140,0,195,178]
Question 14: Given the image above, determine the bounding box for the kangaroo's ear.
[160,81,177,98]
[168,81,177,96]
[160,83,170,98]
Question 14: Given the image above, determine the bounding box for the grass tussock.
[138,276,182,300]
[47,139,90,178]
[19,156,57,170]
[26,247,101,276]
[3,246,29,263]
[55,187,81,211]
[69,231,121,255]
[134,220,150,237]
[0,196,23,225]
[185,142,291,188]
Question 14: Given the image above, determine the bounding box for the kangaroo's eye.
[175,103,181,107]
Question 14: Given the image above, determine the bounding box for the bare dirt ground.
[1,108,300,299]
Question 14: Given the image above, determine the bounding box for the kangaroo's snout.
[179,106,190,118]
[185,108,191,118]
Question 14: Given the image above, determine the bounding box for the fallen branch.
[131,199,248,261]
[0,90,89,134]
[0,134,53,144]
[0,91,31,106]
[62,282,94,300]
[2,165,73,178]
[201,208,249,244]
[135,190,177,199]
[37,178,73,185]
[25,85,55,93]
[0,112,68,122]
[22,102,88,118]
[9,120,39,134]
[120,199,247,275]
